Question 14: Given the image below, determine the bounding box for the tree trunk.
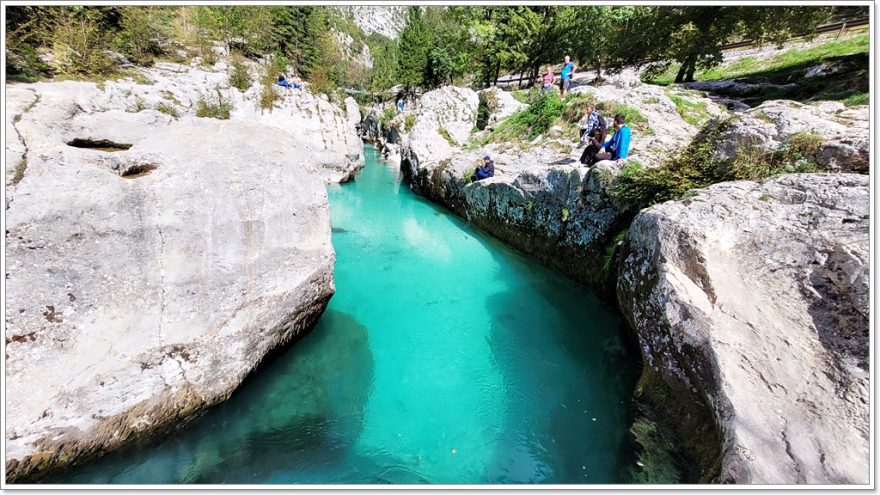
[674,55,695,83]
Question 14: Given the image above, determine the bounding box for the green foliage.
[843,92,868,106]
[46,7,116,76]
[668,95,710,126]
[115,7,172,65]
[379,107,397,132]
[628,418,682,484]
[614,122,825,212]
[438,127,457,146]
[729,132,822,180]
[561,207,570,222]
[488,91,566,142]
[196,88,232,119]
[397,6,432,89]
[601,228,629,279]
[228,54,251,92]
[639,6,833,83]
[155,102,179,117]
[404,114,417,132]
[596,101,651,135]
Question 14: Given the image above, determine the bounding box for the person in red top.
[540,68,555,94]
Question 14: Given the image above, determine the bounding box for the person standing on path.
[559,55,575,97]
[541,68,555,94]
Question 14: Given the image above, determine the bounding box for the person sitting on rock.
[589,114,630,165]
[540,68,555,94]
[577,104,604,147]
[472,155,495,181]
[276,74,293,89]
[579,109,608,165]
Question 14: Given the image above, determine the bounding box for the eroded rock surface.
[711,100,869,173]
[4,61,355,481]
[618,173,869,484]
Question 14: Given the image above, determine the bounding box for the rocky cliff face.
[338,6,406,39]
[617,173,869,483]
[392,81,869,483]
[399,82,713,292]
[4,58,361,482]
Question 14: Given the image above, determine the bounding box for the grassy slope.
[645,34,869,106]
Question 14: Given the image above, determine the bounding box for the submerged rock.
[618,173,869,484]
[4,63,350,481]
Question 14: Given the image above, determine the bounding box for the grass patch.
[196,89,232,119]
[485,91,568,143]
[601,228,629,280]
[646,35,869,106]
[155,102,179,118]
[438,127,457,146]
[598,101,652,136]
[131,72,153,85]
[644,97,660,104]
[668,95,710,126]
[843,92,868,106]
[729,132,822,180]
[12,159,27,185]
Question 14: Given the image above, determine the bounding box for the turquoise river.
[44,145,641,484]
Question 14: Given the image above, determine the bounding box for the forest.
[6,5,866,93]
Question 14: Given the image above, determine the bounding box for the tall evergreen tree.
[396,6,431,89]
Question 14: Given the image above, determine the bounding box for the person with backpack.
[559,55,576,97]
[589,114,631,165]
[578,106,608,165]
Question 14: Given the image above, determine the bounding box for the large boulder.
[618,173,869,484]
[710,100,869,173]
[5,72,340,481]
[477,86,526,129]
[400,86,478,177]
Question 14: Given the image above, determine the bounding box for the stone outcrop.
[477,86,527,130]
[710,100,869,173]
[617,173,869,484]
[337,6,406,39]
[400,86,479,178]
[4,57,360,481]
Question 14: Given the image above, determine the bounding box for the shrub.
[598,101,651,135]
[404,114,417,132]
[730,132,821,180]
[48,7,115,76]
[614,121,824,212]
[196,88,232,119]
[379,107,396,132]
[258,58,285,111]
[229,55,251,92]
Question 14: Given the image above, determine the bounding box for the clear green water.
[44,145,640,484]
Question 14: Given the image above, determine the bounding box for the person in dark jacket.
[472,155,495,181]
[579,107,608,165]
